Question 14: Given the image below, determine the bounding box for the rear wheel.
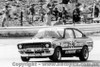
[79,46,89,61]
[21,56,30,62]
[49,47,62,61]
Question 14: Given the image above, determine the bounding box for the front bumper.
[18,48,54,57]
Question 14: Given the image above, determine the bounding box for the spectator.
[73,4,81,24]
[58,9,62,20]
[46,10,52,26]
[94,5,99,18]
[5,3,12,19]
[29,5,35,14]
[62,7,68,24]
[53,8,59,21]
[29,4,35,22]
[2,3,12,27]
[40,7,46,22]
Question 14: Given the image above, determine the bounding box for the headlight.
[45,44,50,48]
[18,44,22,49]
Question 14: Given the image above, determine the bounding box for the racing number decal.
[62,41,76,54]
[62,41,74,49]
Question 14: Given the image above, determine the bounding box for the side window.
[65,29,74,38]
[58,29,64,37]
[74,29,82,38]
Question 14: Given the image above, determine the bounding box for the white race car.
[17,27,93,62]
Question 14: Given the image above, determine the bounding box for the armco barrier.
[0,23,100,33]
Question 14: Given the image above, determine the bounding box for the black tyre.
[79,46,89,61]
[21,56,30,62]
[49,48,62,61]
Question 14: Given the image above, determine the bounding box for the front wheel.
[49,48,62,61]
[21,56,30,62]
[79,46,89,61]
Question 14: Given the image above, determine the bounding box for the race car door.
[62,29,76,54]
[73,29,86,49]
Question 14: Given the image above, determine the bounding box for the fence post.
[20,11,23,26]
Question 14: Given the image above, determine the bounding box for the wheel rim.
[83,49,89,59]
[57,50,61,60]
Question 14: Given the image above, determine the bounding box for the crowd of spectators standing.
[0,0,99,26]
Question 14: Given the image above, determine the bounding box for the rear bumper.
[18,48,54,57]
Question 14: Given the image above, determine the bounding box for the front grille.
[20,42,50,49]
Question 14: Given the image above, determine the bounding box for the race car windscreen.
[33,29,60,39]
